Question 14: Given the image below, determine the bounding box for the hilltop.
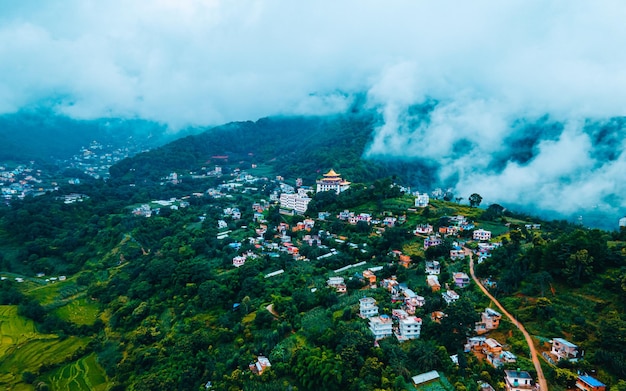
[108,113,436,189]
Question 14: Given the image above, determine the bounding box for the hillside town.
[1,140,153,202]
[114,167,604,391]
[1,154,621,390]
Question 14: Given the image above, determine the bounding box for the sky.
[2,0,626,223]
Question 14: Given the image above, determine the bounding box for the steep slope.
[108,114,436,187]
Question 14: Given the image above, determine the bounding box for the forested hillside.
[108,114,436,188]
[1,166,625,390]
[0,109,183,162]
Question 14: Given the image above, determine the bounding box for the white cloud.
[2,0,626,221]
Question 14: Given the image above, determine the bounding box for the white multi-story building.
[279,192,311,214]
[551,338,579,361]
[425,260,441,275]
[327,276,347,293]
[316,169,350,194]
[359,297,379,318]
[473,229,492,241]
[397,316,422,341]
[369,315,393,340]
[233,256,246,267]
[415,192,430,208]
[415,224,433,235]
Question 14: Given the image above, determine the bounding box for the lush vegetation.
[475,216,626,388]
[1,115,625,390]
[108,114,436,189]
[0,109,186,163]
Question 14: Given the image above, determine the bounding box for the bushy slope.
[109,114,436,188]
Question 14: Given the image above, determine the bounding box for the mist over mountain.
[364,94,626,229]
[0,109,193,163]
[2,1,625,228]
[106,109,624,230]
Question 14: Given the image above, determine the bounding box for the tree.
[468,193,483,207]
[532,271,553,297]
[564,249,594,285]
[241,296,252,314]
[22,371,36,384]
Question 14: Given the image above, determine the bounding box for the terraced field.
[43,352,108,391]
[0,306,90,388]
[0,306,38,356]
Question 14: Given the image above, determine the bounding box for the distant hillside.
[0,110,182,163]
[109,114,437,187]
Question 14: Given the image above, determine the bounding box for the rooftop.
[412,370,440,386]
[553,337,578,348]
[504,370,533,379]
[578,375,605,388]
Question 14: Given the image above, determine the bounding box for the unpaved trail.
[467,248,548,391]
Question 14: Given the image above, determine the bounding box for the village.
[123,167,604,391]
[6,161,608,391]
[1,140,147,202]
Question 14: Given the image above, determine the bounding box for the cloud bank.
[2,1,626,223]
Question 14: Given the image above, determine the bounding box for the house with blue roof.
[576,375,606,391]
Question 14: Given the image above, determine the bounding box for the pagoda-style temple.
[316,169,351,194]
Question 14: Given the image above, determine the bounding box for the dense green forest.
[108,114,437,188]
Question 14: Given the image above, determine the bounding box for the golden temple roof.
[324,169,340,177]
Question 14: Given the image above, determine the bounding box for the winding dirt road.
[467,249,548,391]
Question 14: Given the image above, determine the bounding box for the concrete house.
[425,260,441,275]
[504,369,534,391]
[453,272,471,289]
[551,338,579,361]
[475,308,502,335]
[473,229,492,241]
[576,376,606,391]
[369,315,393,340]
[442,290,460,304]
[359,297,379,318]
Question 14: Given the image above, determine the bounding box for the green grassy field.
[42,352,108,391]
[474,221,510,237]
[52,297,100,326]
[0,306,91,389]
[248,163,276,178]
[26,281,68,306]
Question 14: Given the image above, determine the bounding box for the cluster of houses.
[231,219,329,267]
[115,166,609,389]
[69,140,136,180]
[466,335,517,369]
[413,213,502,264]
[0,163,57,200]
[276,169,351,215]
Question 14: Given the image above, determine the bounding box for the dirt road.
[467,249,548,391]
